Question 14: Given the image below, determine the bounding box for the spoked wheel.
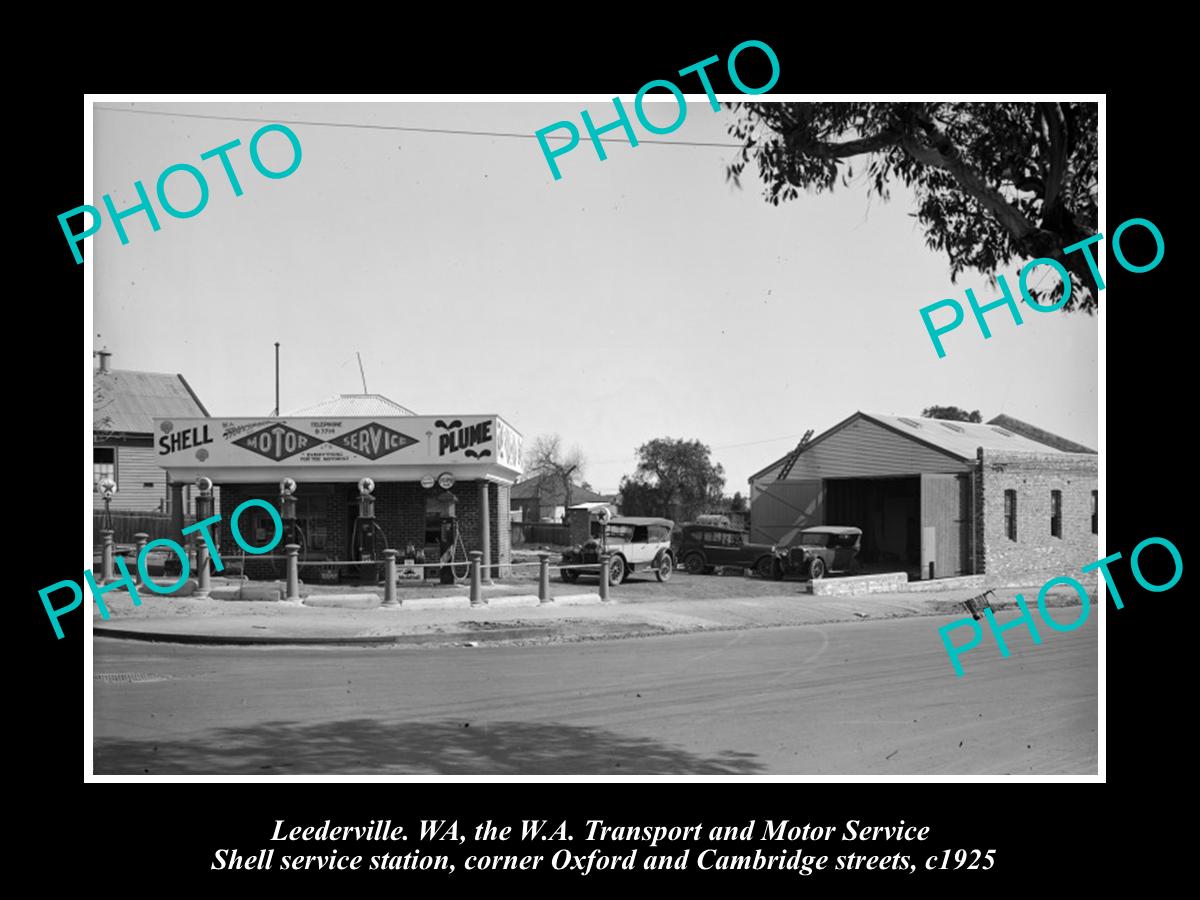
[608,555,626,585]
[561,568,579,583]
[656,554,674,582]
[755,556,775,579]
[684,553,705,575]
[809,558,826,580]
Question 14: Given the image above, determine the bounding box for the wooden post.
[382,550,399,607]
[132,533,149,585]
[100,530,115,584]
[469,550,484,606]
[285,544,301,602]
[195,539,211,598]
[599,552,610,602]
[538,552,551,604]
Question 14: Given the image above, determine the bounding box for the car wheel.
[561,568,579,583]
[755,556,774,579]
[608,555,626,585]
[809,558,826,580]
[684,553,705,575]
[656,554,673,582]
[849,558,862,576]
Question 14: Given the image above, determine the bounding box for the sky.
[93,100,1099,494]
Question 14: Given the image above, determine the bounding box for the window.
[939,422,965,433]
[1091,490,1098,535]
[93,448,115,492]
[1050,490,1062,538]
[606,524,635,543]
[425,497,442,545]
[296,494,330,553]
[1004,490,1017,541]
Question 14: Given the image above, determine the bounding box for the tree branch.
[1036,102,1068,224]
[903,114,1037,243]
[785,128,901,159]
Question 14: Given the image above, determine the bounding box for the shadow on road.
[95,718,764,775]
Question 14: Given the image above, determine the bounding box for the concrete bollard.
[285,544,301,602]
[100,530,115,584]
[195,540,211,598]
[469,551,485,607]
[132,532,149,584]
[599,551,611,602]
[538,552,552,604]
[382,549,399,608]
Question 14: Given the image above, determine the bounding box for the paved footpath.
[93,570,1089,646]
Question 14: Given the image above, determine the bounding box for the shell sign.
[153,415,523,476]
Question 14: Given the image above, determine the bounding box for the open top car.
[561,516,675,584]
[770,525,862,580]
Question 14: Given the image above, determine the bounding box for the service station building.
[154,411,523,580]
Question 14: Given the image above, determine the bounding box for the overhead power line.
[93,105,744,148]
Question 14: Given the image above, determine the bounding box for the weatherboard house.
[749,412,1097,584]
[154,393,522,580]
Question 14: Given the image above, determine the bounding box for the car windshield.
[799,531,831,547]
[606,525,634,542]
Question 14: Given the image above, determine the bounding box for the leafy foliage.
[618,438,726,522]
[726,102,1099,311]
[921,406,982,423]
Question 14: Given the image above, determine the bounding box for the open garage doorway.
[824,476,920,577]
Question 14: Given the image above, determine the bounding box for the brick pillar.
[479,479,493,583]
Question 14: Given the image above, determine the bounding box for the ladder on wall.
[776,429,814,481]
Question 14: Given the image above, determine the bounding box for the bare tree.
[523,434,586,521]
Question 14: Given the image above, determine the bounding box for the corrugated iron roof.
[749,410,1074,481]
[511,472,608,503]
[93,369,209,435]
[865,412,1064,458]
[986,414,1096,453]
[285,394,416,417]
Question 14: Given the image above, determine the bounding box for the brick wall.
[976,449,1098,585]
[494,481,511,577]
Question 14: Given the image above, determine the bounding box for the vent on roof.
[991,426,1015,438]
[939,422,965,433]
[898,417,923,429]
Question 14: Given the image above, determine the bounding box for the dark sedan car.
[769,525,862,580]
[673,524,777,578]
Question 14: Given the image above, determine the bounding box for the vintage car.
[673,524,778,578]
[769,525,863,580]
[560,516,675,584]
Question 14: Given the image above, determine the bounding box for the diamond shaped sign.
[233,423,319,461]
[331,422,418,460]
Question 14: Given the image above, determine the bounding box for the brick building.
[154,398,522,581]
[749,411,1097,583]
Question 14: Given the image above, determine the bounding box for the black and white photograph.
[81,94,1104,778]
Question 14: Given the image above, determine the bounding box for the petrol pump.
[194,476,214,577]
[278,477,301,547]
[436,488,459,584]
[352,477,383,584]
[98,476,116,532]
[277,477,303,578]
